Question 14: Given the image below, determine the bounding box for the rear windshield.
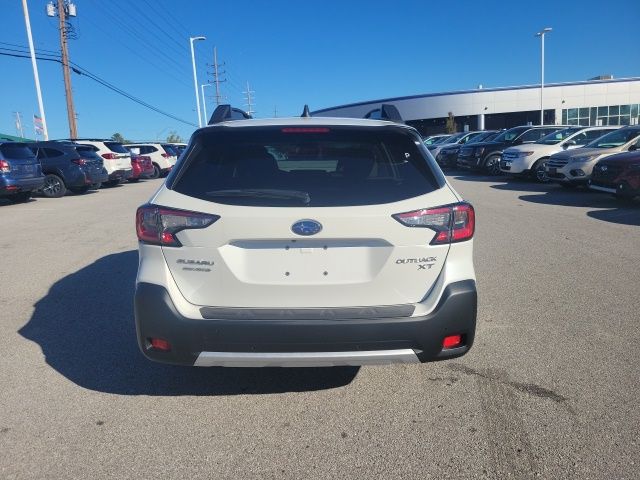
[75,146,102,161]
[161,144,178,156]
[0,143,36,160]
[171,127,441,207]
[103,141,129,154]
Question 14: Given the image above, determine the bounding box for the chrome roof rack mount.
[209,104,253,125]
[364,104,404,123]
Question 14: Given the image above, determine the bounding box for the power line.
[0,49,196,127]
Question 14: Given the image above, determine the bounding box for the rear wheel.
[69,186,90,194]
[484,155,502,176]
[12,192,32,203]
[41,174,67,198]
[150,163,161,179]
[531,158,550,183]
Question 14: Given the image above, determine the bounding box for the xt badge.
[396,257,437,270]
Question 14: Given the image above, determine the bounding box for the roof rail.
[363,104,404,123]
[208,104,252,125]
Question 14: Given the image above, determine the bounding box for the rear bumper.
[134,280,477,367]
[0,175,44,194]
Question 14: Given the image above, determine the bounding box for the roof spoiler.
[208,104,253,125]
[363,104,404,123]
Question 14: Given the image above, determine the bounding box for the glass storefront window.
[598,106,608,117]
[610,105,620,116]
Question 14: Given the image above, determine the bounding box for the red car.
[129,154,154,182]
[589,150,640,200]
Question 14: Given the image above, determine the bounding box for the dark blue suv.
[0,142,44,203]
[28,142,108,197]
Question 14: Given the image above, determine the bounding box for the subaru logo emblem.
[291,219,322,236]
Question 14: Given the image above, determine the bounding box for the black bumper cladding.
[134,280,477,366]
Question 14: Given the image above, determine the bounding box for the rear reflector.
[136,204,219,247]
[442,334,463,349]
[393,202,475,244]
[149,338,171,351]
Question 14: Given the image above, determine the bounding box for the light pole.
[201,83,213,125]
[189,36,206,127]
[21,0,49,140]
[535,27,552,125]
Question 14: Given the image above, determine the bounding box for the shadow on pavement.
[19,250,359,396]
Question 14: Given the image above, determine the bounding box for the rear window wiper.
[206,189,311,204]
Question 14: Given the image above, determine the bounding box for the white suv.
[126,143,178,179]
[500,126,616,182]
[73,139,132,186]
[134,106,477,367]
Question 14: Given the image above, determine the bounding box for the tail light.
[136,204,219,247]
[102,153,117,160]
[393,202,475,244]
[71,158,87,165]
[0,160,10,173]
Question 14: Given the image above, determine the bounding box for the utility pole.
[211,47,226,106]
[52,0,78,138]
[273,106,278,118]
[243,81,255,116]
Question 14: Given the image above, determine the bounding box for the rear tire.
[41,174,67,198]
[69,186,90,194]
[150,163,161,179]
[12,192,32,203]
[484,155,502,176]
[531,158,550,183]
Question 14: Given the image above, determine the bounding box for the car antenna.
[301,105,311,118]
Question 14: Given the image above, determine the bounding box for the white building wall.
[314,78,640,123]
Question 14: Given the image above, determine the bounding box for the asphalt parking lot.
[1,174,638,480]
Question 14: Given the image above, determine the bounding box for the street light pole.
[21,0,49,140]
[201,84,213,125]
[189,36,206,128]
[535,27,552,125]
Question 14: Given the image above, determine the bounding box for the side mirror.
[563,140,577,149]
[629,144,638,152]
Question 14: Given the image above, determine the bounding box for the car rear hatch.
[145,125,467,309]
[161,144,178,166]
[103,141,131,170]
[74,145,104,176]
[0,143,40,178]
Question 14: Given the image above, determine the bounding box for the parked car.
[27,141,108,197]
[0,141,44,203]
[134,105,477,367]
[129,154,154,182]
[457,125,565,175]
[170,143,187,156]
[427,131,487,160]
[436,130,500,169]
[589,150,640,200]
[423,134,450,146]
[500,126,616,182]
[125,143,177,179]
[546,125,640,187]
[59,139,133,187]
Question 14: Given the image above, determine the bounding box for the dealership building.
[313,77,640,136]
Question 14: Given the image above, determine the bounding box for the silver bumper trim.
[193,349,420,367]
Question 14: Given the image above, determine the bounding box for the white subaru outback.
[134,106,477,367]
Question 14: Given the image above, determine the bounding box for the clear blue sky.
[1,0,639,141]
